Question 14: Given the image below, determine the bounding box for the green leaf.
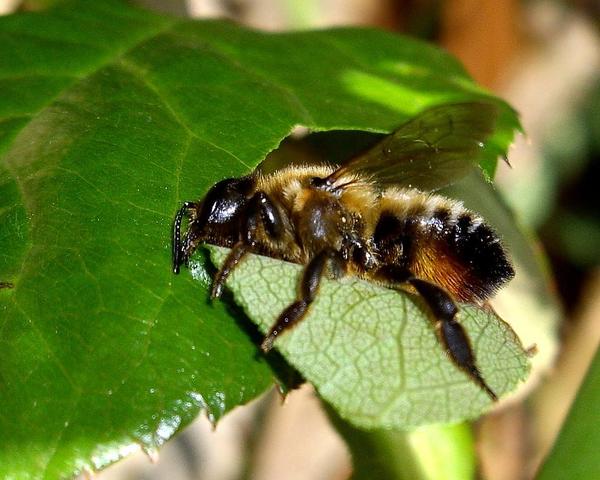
[0,0,522,477]
[536,347,600,480]
[208,245,530,429]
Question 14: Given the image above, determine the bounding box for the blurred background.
[2,0,598,479]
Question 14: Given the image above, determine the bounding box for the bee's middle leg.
[261,249,345,352]
[211,191,284,299]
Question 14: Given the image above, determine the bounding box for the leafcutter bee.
[172,102,515,400]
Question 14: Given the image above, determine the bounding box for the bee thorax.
[293,191,350,254]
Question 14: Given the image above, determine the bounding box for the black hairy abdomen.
[372,207,514,302]
[448,213,515,299]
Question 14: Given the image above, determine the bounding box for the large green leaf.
[0,0,522,478]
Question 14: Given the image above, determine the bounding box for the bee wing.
[328,102,500,191]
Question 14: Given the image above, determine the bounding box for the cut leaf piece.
[208,246,530,429]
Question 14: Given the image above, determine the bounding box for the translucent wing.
[328,102,500,191]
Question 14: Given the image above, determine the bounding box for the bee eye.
[198,177,252,226]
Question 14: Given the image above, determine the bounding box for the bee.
[172,102,515,401]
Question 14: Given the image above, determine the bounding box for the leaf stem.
[325,403,477,480]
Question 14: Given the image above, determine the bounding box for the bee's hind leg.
[377,266,497,400]
[408,277,498,401]
[261,249,345,352]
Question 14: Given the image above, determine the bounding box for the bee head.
[196,176,255,231]
[173,176,255,274]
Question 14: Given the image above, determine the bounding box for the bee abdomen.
[374,195,514,302]
[442,209,514,298]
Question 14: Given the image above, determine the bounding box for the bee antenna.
[172,201,196,274]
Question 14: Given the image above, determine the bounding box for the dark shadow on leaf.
[193,247,305,393]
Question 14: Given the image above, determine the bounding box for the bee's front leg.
[261,249,345,352]
[211,191,283,299]
[210,241,249,299]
